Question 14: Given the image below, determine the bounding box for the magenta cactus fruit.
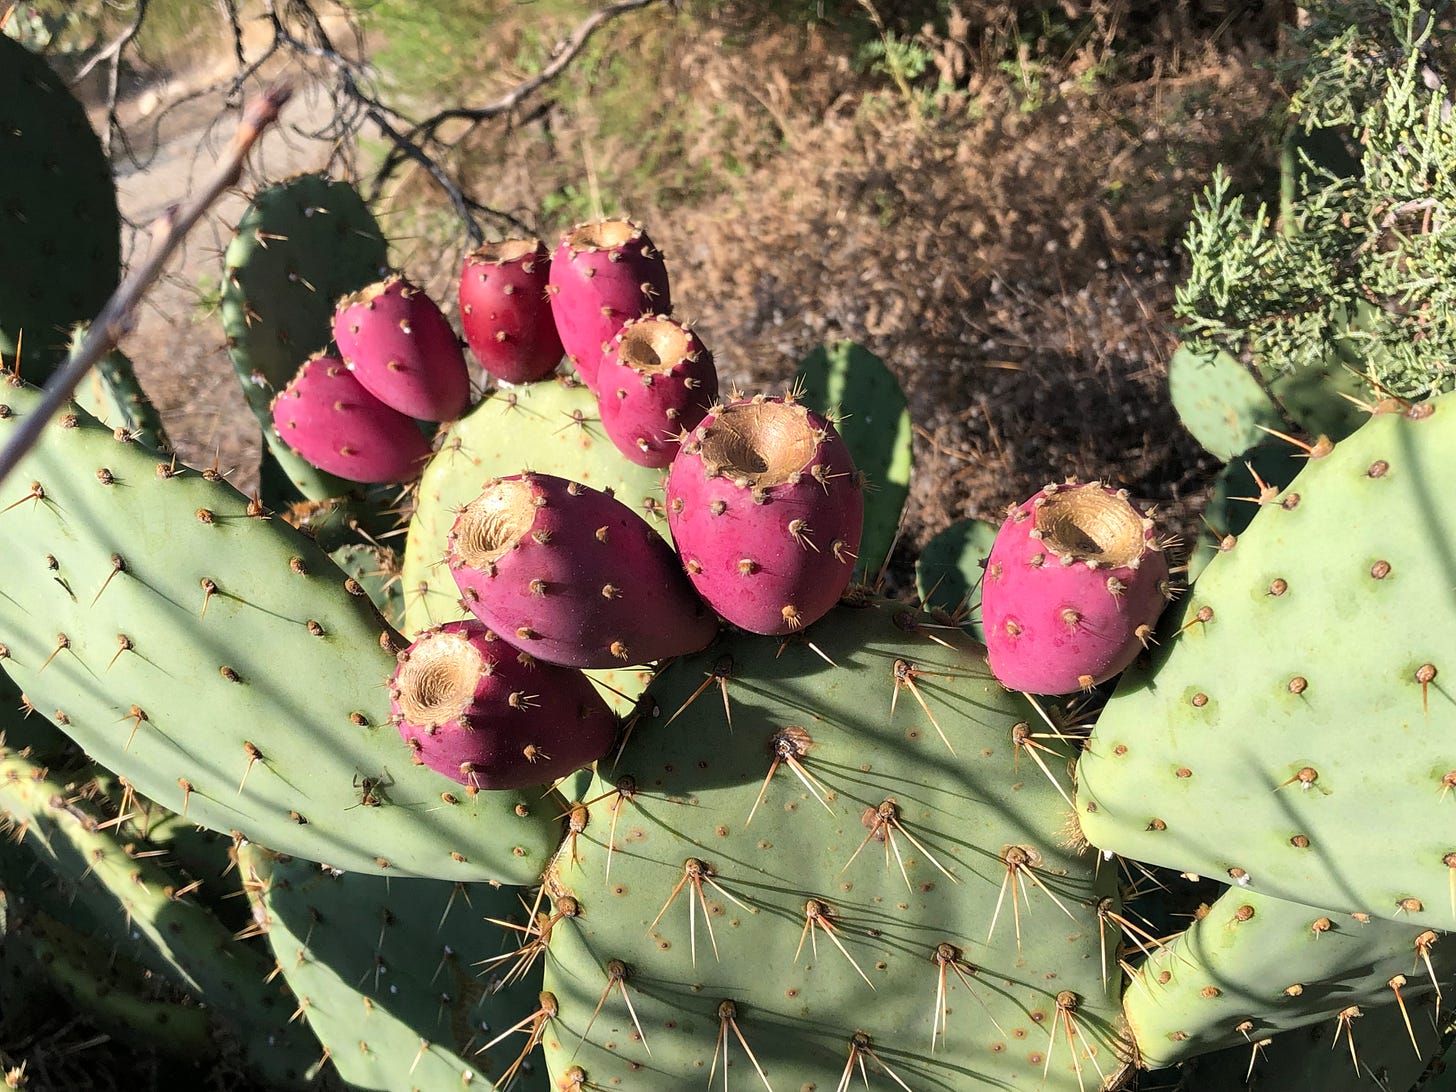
[980,480,1173,695]
[547,219,671,391]
[448,472,718,668]
[270,353,432,484]
[666,395,864,636]
[458,238,563,385]
[598,314,719,468]
[389,619,617,790]
[333,274,471,421]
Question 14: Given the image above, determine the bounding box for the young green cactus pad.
[0,35,121,382]
[667,395,865,635]
[981,482,1172,695]
[794,341,914,581]
[1122,885,1456,1071]
[539,597,1127,1090]
[1167,343,1286,462]
[390,619,619,790]
[240,843,551,1091]
[0,378,558,884]
[220,172,388,502]
[448,472,716,668]
[1077,394,1456,930]
[914,515,999,642]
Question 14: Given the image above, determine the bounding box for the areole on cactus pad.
[980,481,1173,694]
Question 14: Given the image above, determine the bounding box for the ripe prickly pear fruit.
[598,314,718,467]
[448,473,717,668]
[980,481,1172,694]
[390,619,618,790]
[458,238,563,385]
[547,219,671,390]
[270,353,433,484]
[333,274,471,421]
[666,395,864,635]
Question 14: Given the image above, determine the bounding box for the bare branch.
[0,84,294,491]
[402,0,664,147]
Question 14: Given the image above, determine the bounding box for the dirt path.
[104,60,348,489]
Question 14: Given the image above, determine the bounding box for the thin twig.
[0,83,294,491]
[398,0,663,147]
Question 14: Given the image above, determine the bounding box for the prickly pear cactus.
[1078,395,1456,930]
[539,598,1127,1090]
[0,378,558,884]
[1167,344,1286,461]
[1171,998,1443,1091]
[241,843,550,1091]
[220,172,389,504]
[0,34,120,382]
[1123,885,1456,1070]
[915,515,999,642]
[67,325,171,453]
[795,341,913,580]
[400,376,668,711]
[0,738,324,1087]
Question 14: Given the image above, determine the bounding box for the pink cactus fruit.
[448,472,718,669]
[598,314,719,468]
[458,238,564,385]
[390,619,617,791]
[980,481,1174,695]
[547,219,671,391]
[270,353,432,484]
[333,274,471,422]
[666,395,864,636]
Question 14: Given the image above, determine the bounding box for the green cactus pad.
[1187,442,1307,582]
[65,326,171,453]
[0,36,121,383]
[400,376,668,711]
[1262,319,1371,444]
[219,173,389,504]
[1123,885,1456,1069]
[795,341,913,580]
[0,378,560,884]
[4,913,215,1062]
[539,597,1127,1090]
[1171,997,1442,1091]
[1169,343,1287,462]
[914,515,998,641]
[330,544,405,632]
[1078,396,1456,930]
[0,737,323,1087]
[241,844,550,1091]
